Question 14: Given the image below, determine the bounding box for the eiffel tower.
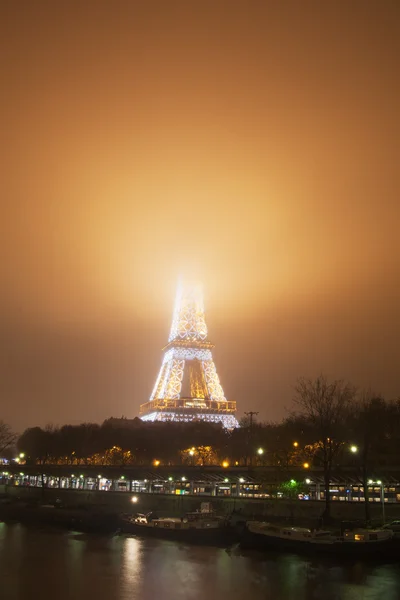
[139,281,238,428]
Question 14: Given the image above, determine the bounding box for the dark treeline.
[9,376,400,523]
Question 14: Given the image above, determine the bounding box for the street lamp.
[189,449,195,466]
[257,448,264,455]
[303,462,310,469]
[305,478,311,485]
[368,479,385,524]
[377,480,385,524]
[350,445,358,453]
[293,442,299,448]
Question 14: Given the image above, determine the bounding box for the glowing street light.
[257,448,264,455]
[19,453,25,458]
[222,461,229,468]
[153,459,160,467]
[131,496,138,503]
[181,476,186,481]
[189,450,195,456]
[350,445,358,453]
[305,478,311,484]
[369,480,385,524]
[303,462,310,469]
[239,477,245,483]
[293,442,299,448]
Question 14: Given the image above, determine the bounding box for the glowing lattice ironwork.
[202,359,226,402]
[190,360,207,400]
[169,280,208,342]
[163,347,213,364]
[141,281,238,428]
[164,358,185,399]
[140,411,239,429]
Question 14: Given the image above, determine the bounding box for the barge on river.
[120,502,237,545]
[241,521,399,560]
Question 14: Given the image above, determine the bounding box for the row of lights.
[14,443,358,466]
[6,473,251,485]
[12,443,359,479]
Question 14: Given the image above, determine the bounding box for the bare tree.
[293,375,356,523]
[349,392,390,524]
[0,421,17,455]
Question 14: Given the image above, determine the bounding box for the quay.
[3,465,400,525]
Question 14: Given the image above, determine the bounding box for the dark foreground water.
[1,523,400,600]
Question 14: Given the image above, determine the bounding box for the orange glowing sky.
[1,1,399,430]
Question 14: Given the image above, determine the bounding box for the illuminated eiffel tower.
[139,281,238,428]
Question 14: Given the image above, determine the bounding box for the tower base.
[139,398,239,429]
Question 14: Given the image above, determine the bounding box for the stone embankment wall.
[2,485,400,525]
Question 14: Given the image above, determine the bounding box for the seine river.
[1,523,400,600]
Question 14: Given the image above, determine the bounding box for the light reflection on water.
[0,523,400,600]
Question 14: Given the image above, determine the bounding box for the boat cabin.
[343,529,393,543]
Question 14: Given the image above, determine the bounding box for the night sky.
[1,1,399,432]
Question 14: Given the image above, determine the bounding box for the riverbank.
[2,484,400,528]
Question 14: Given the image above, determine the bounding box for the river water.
[1,523,400,600]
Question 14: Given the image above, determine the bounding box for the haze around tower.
[1,1,399,431]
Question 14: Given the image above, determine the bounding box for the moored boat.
[120,503,238,546]
[240,521,398,559]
